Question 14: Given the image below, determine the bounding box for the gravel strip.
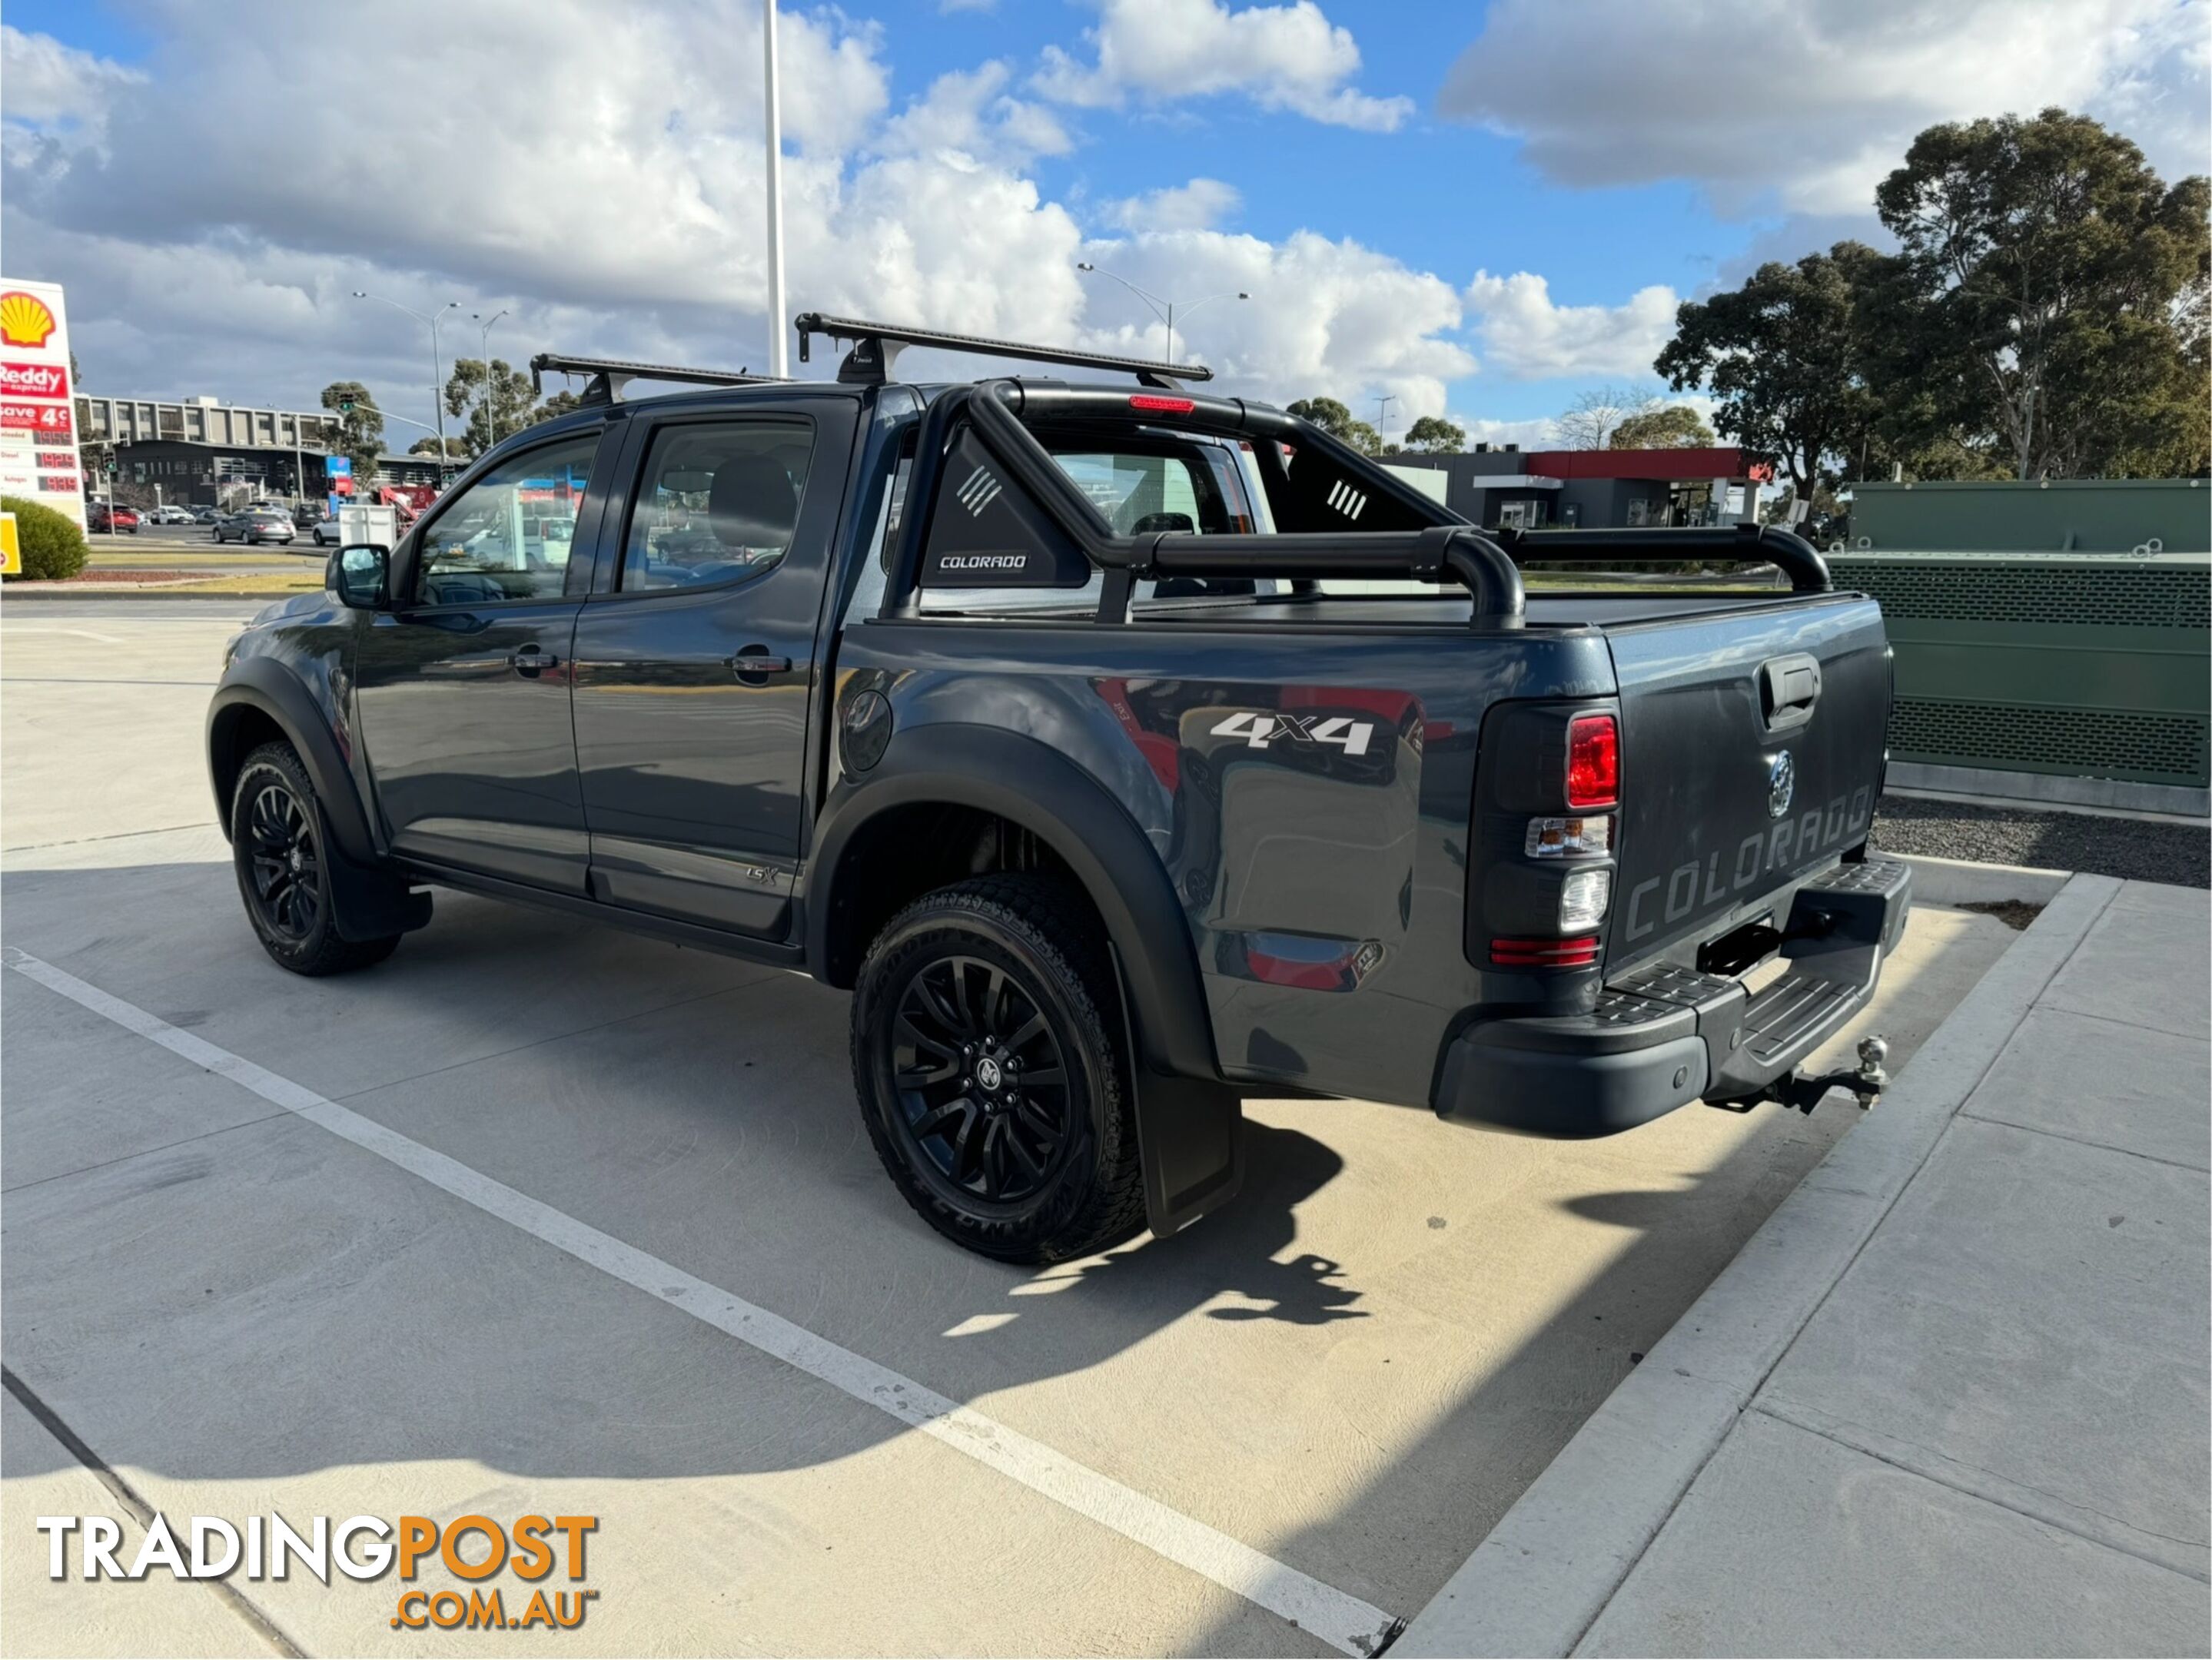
[1874,794,2210,888]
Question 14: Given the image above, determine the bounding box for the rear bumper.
[1436,857,1912,1137]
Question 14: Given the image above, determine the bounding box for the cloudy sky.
[3,0,2205,449]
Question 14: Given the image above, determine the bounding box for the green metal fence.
[1828,550,2210,790]
[1848,479,2209,554]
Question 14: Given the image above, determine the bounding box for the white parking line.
[0,625,128,643]
[4,948,1402,1657]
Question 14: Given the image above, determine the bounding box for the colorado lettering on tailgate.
[1624,784,1873,941]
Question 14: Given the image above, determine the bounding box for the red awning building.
[1382,446,1775,531]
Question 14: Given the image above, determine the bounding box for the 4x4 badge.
[1768,750,1795,818]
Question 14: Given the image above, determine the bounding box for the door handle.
[727,649,792,681]
[1759,653,1822,732]
[509,646,560,676]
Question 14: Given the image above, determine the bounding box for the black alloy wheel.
[244,778,321,941]
[892,953,1073,1205]
[229,739,402,976]
[852,875,1145,1262]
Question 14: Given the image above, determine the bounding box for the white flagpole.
[763,0,789,378]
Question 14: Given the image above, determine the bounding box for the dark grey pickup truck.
[208,316,1908,1263]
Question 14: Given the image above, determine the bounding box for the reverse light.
[1566,714,1619,808]
[1128,393,1196,413]
[1492,935,1601,968]
[1525,815,1612,858]
[1559,868,1613,931]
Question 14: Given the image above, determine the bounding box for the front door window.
[417,433,598,605]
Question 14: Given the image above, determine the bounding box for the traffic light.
[337,396,356,413]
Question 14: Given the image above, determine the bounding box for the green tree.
[1654,244,1884,501]
[443,357,537,456]
[320,380,386,483]
[1287,396,1383,453]
[1874,108,2210,479]
[1,495,88,581]
[409,437,470,457]
[1609,404,1716,449]
[526,388,585,429]
[1402,414,1466,453]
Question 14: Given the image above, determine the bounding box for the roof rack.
[792,313,1214,390]
[528,352,787,407]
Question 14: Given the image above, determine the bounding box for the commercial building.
[1380,446,1773,531]
[74,392,344,505]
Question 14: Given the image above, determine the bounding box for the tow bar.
[1718,1034,1891,1115]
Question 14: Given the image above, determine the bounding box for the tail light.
[1566,713,1619,808]
[1472,700,1623,981]
[1525,815,1612,858]
[1559,868,1612,930]
[1128,393,1195,413]
[1492,935,1601,968]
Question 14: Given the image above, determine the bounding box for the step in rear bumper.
[1435,857,1912,1137]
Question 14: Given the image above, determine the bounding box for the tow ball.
[1772,1034,1890,1114]
[1722,1034,1891,1115]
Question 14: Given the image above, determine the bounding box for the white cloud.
[0,22,145,164]
[1104,178,1241,231]
[1073,230,1474,415]
[1446,415,1561,451]
[1440,0,2210,215]
[873,61,1073,164]
[1034,0,1411,131]
[1462,271,1679,381]
[0,4,1463,437]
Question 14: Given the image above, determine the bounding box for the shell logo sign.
[0,291,58,349]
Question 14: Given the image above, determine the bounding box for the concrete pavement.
[1400,874,2210,1658]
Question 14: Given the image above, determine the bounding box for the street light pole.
[473,309,511,446]
[763,0,789,378]
[351,291,460,469]
[1374,393,1397,442]
[269,403,307,508]
[1074,263,1247,364]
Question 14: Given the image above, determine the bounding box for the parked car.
[211,508,296,545]
[87,503,138,533]
[143,504,196,525]
[207,318,1903,1263]
[193,506,224,524]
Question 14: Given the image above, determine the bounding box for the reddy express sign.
[0,281,84,530]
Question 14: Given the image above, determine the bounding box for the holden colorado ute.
[207,317,1905,1263]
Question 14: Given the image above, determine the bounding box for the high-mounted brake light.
[1566,713,1619,808]
[1128,393,1196,413]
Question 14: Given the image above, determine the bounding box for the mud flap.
[325,840,433,942]
[1112,947,1244,1237]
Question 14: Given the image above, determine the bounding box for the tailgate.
[1606,596,1889,971]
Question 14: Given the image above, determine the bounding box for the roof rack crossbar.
[792,312,1214,390]
[528,352,788,407]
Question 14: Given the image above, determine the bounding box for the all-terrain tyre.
[230,740,401,976]
[852,874,1145,1263]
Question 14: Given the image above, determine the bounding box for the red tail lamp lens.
[1566,714,1619,808]
[1128,393,1196,413]
[1491,935,1601,968]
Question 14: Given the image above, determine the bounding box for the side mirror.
[332,543,390,609]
